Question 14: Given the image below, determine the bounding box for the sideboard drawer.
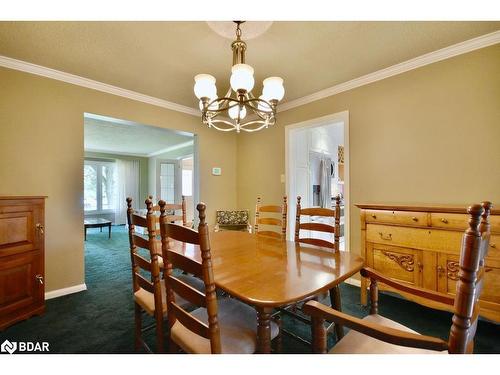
[431,212,500,233]
[365,210,427,227]
[366,224,463,253]
[430,213,467,231]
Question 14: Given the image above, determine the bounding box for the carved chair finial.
[466,204,483,236]
[197,203,207,225]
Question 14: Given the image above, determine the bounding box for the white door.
[289,128,311,238]
[156,160,181,204]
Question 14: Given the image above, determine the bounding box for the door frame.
[284,110,350,251]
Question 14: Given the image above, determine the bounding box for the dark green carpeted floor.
[1,226,498,353]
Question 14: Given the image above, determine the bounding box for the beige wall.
[1,45,498,293]
[237,45,500,260]
[0,67,237,292]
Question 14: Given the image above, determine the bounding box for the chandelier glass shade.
[194,22,285,133]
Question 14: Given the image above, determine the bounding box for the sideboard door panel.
[371,244,422,286]
[437,253,459,296]
[0,251,43,319]
[0,211,36,256]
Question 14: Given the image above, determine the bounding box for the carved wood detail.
[446,261,460,281]
[381,250,415,272]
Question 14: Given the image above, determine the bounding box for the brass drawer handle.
[371,214,377,219]
[437,265,444,276]
[490,243,497,249]
[412,216,418,222]
[440,218,448,224]
[378,232,392,241]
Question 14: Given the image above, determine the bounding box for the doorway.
[83,112,199,286]
[285,111,350,250]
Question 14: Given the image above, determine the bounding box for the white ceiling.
[1,21,498,110]
[84,114,193,157]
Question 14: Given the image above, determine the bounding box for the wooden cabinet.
[357,203,500,322]
[0,196,46,330]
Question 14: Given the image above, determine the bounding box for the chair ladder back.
[295,195,341,251]
[159,200,222,353]
[254,196,287,238]
[448,202,491,353]
[126,198,163,306]
[127,197,165,353]
[151,195,187,226]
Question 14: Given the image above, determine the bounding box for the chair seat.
[134,274,204,316]
[329,314,444,354]
[171,298,280,354]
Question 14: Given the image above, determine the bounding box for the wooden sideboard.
[0,196,46,330]
[356,203,500,322]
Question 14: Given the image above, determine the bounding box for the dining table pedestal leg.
[256,306,273,353]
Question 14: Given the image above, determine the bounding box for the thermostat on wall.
[212,167,222,176]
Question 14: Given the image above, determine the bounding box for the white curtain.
[319,157,332,208]
[115,159,140,225]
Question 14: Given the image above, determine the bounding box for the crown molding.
[147,140,194,157]
[1,31,498,117]
[0,55,199,116]
[84,148,150,158]
[278,30,500,112]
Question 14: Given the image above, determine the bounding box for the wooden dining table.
[169,230,364,353]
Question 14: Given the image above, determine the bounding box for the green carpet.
[1,226,498,353]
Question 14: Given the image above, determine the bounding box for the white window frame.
[84,159,116,215]
[156,159,181,204]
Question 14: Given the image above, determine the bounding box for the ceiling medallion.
[194,21,285,133]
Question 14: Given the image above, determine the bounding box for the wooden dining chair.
[126,197,202,353]
[291,195,344,340]
[303,202,492,354]
[159,201,280,354]
[254,196,287,238]
[149,195,187,226]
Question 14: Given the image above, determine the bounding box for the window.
[84,160,117,213]
[182,170,193,196]
[159,162,176,203]
[181,157,193,197]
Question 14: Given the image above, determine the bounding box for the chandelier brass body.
[198,22,281,133]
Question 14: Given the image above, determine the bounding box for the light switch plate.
[212,167,222,176]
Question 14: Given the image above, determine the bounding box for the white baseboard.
[344,277,361,288]
[44,283,87,300]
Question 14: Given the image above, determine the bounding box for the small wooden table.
[170,231,364,353]
[84,218,112,240]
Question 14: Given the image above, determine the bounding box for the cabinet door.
[368,243,423,287]
[0,251,44,320]
[0,204,43,257]
[437,253,460,296]
[438,253,500,310]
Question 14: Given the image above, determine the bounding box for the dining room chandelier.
[194,21,285,133]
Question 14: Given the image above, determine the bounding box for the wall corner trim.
[278,30,500,112]
[1,31,498,116]
[0,55,199,117]
[44,283,87,300]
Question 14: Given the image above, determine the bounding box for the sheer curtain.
[115,159,140,225]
